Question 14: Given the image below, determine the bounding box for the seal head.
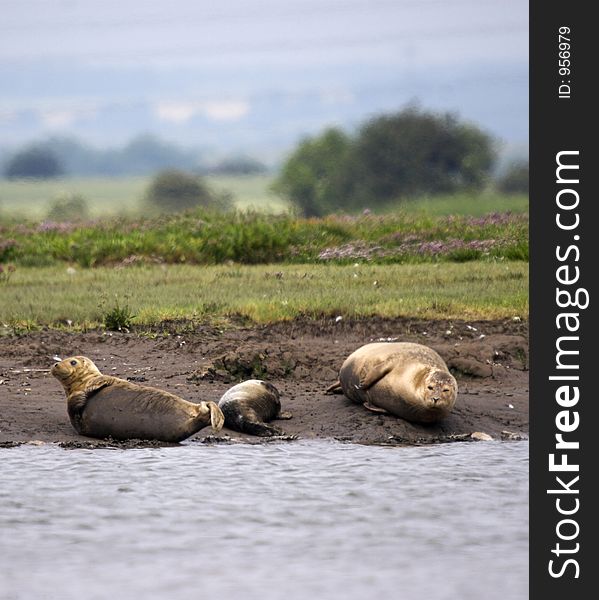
[51,356,104,396]
[412,367,457,421]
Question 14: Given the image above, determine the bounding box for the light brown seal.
[51,356,224,442]
[218,379,292,437]
[326,342,457,423]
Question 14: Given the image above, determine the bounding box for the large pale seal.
[326,342,457,423]
[218,379,292,437]
[51,356,224,442]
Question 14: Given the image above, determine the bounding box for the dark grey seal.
[218,379,292,437]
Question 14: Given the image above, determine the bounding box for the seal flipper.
[207,401,225,432]
[362,401,389,414]
[325,380,343,394]
[67,391,88,431]
[241,420,284,437]
[85,376,115,397]
[67,378,112,431]
[358,361,393,390]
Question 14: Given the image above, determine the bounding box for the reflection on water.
[0,441,528,600]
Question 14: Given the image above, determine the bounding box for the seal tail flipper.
[241,420,284,437]
[363,401,389,414]
[208,402,225,432]
[325,380,343,394]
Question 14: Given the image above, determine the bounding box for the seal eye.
[70,360,78,366]
[427,385,434,390]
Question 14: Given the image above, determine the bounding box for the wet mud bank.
[0,317,528,448]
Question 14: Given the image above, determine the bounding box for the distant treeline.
[1,135,268,178]
[1,107,528,220]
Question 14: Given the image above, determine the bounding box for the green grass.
[0,174,527,219]
[0,176,148,218]
[0,174,286,219]
[0,210,528,268]
[209,175,288,212]
[382,191,529,217]
[1,179,529,329]
[0,262,528,328]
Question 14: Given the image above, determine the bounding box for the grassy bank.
[1,210,528,268]
[1,182,529,328]
[0,262,528,329]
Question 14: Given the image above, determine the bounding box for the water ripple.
[0,440,528,600]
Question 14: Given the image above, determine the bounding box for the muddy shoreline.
[0,317,528,448]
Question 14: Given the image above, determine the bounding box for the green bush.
[4,146,65,179]
[207,156,268,175]
[497,160,529,194]
[144,169,226,213]
[272,128,352,217]
[46,194,90,222]
[274,108,496,216]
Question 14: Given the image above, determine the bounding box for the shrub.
[103,298,136,331]
[207,156,268,175]
[274,108,497,216]
[272,128,352,217]
[0,239,18,262]
[144,169,219,213]
[4,146,65,179]
[341,108,495,207]
[46,194,90,222]
[497,160,529,194]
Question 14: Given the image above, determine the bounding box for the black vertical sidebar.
[530,2,597,599]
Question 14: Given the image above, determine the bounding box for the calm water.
[0,441,528,600]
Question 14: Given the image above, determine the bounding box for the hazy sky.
[0,0,528,153]
[1,0,528,67]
